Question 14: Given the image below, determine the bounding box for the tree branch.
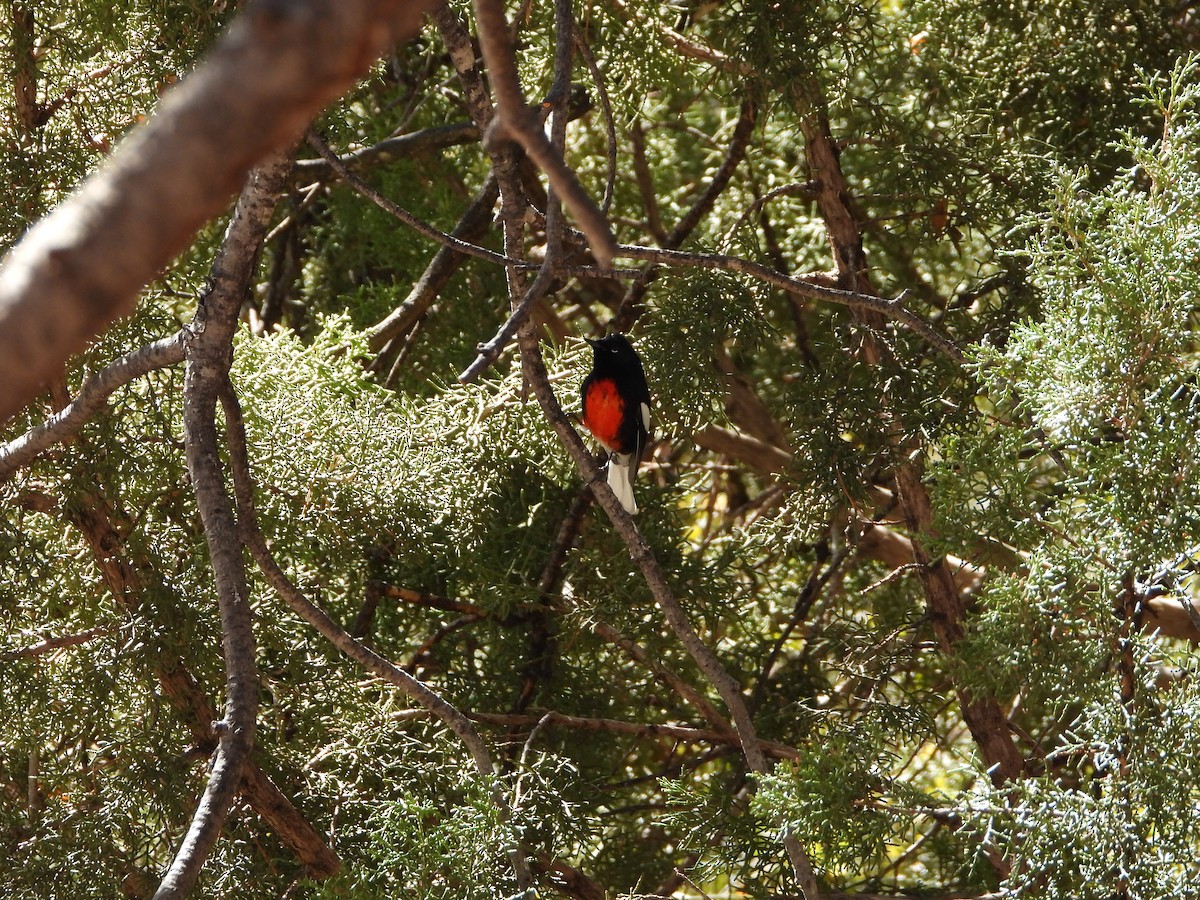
[58,462,341,881]
[606,240,962,361]
[1,626,114,661]
[513,328,821,896]
[155,150,294,900]
[616,94,760,326]
[396,708,801,760]
[792,83,1022,787]
[293,121,483,179]
[218,381,534,892]
[0,0,442,423]
[306,129,520,269]
[471,0,616,267]
[0,332,185,482]
[368,173,501,359]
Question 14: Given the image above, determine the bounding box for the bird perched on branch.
[580,333,652,515]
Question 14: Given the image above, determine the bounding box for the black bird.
[580,334,652,514]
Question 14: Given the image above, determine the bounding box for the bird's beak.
[572,336,598,347]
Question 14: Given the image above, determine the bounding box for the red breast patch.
[583,379,625,450]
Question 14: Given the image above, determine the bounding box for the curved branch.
[218,382,534,892]
[0,0,442,423]
[472,0,617,267]
[0,332,185,482]
[154,150,294,900]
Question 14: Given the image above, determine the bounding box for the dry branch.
[155,150,294,900]
[0,333,185,482]
[471,0,617,267]
[0,0,442,423]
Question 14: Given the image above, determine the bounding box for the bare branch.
[590,622,736,739]
[306,130,519,269]
[155,150,294,900]
[0,333,185,482]
[667,96,758,250]
[0,0,442,423]
[574,30,617,216]
[293,121,483,180]
[616,94,760,326]
[367,172,500,358]
[472,0,617,266]
[1,626,114,661]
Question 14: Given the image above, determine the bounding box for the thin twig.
[590,621,736,739]
[629,123,668,244]
[472,0,617,266]
[574,29,617,216]
[367,173,500,356]
[306,130,518,269]
[618,93,757,326]
[457,0,578,384]
[292,120,483,179]
[603,237,963,361]
[459,262,561,382]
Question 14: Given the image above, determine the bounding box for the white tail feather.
[606,458,638,515]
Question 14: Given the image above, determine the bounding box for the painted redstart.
[580,333,652,514]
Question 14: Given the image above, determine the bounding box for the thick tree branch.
[155,150,293,900]
[793,84,1022,786]
[0,0,442,423]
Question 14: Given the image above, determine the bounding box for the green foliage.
[965,677,1200,899]
[934,55,1200,895]
[4,1,1200,897]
